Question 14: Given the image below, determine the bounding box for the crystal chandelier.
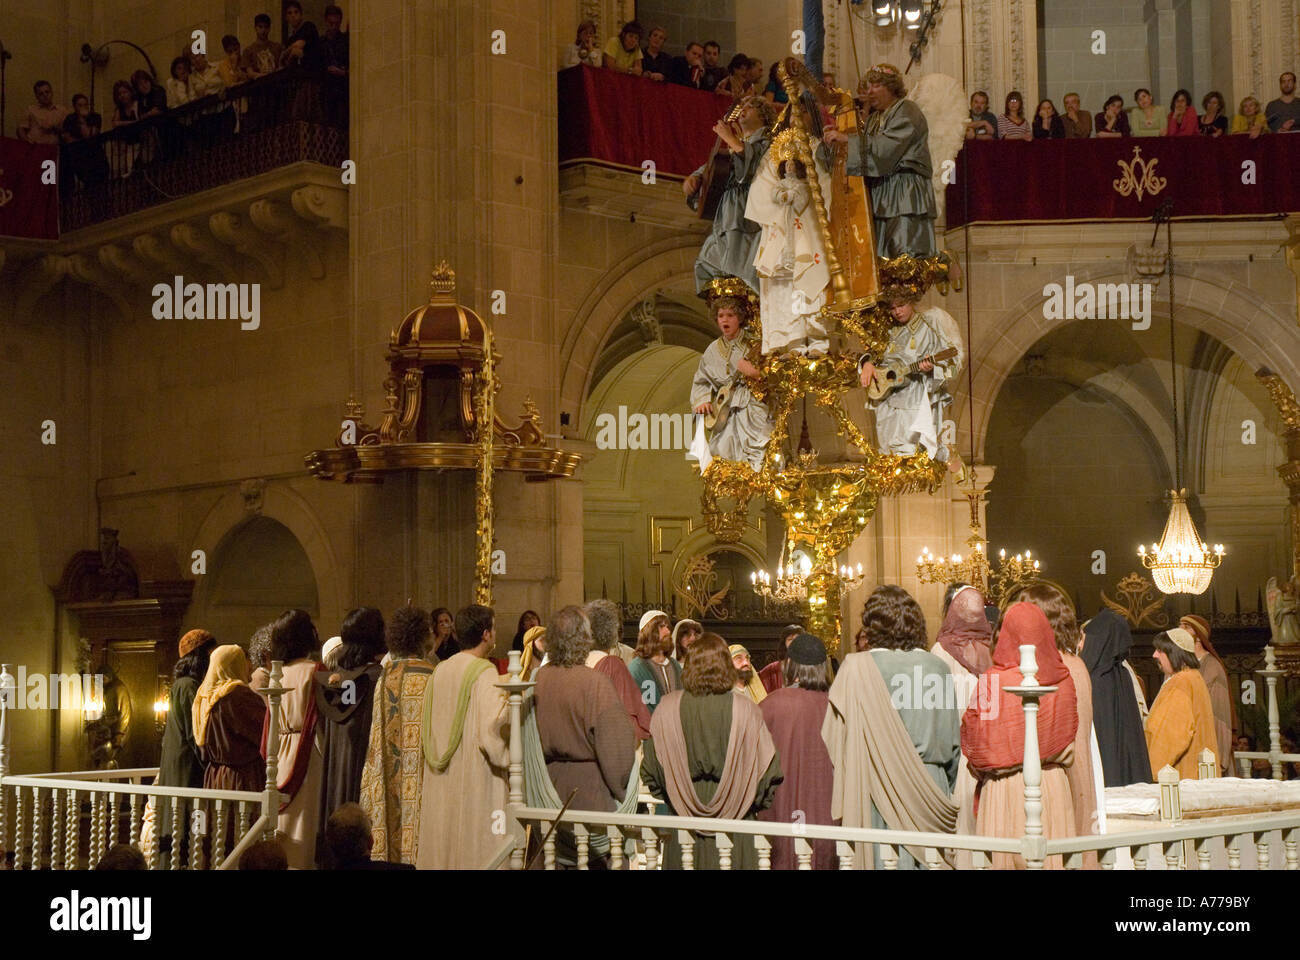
[752,547,812,603]
[1140,489,1224,595]
[1139,203,1225,595]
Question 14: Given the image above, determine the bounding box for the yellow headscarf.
[519,626,546,682]
[728,644,767,704]
[193,644,251,748]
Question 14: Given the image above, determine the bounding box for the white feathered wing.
[907,72,969,223]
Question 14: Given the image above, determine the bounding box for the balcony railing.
[59,68,347,233]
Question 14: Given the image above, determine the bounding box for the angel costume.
[689,330,772,473]
[864,306,960,460]
[693,127,771,295]
[746,150,832,355]
[846,97,936,259]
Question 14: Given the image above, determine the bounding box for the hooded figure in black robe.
[1081,610,1150,787]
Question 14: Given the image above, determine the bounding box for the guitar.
[864,347,959,402]
[687,102,743,220]
[702,376,738,433]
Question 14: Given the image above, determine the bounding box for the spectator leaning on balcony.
[1199,90,1228,136]
[602,20,644,75]
[763,61,789,104]
[242,13,283,78]
[670,41,707,88]
[1129,88,1162,137]
[965,90,997,139]
[1032,98,1064,139]
[565,19,602,68]
[17,80,67,144]
[1095,95,1130,138]
[60,93,108,194]
[1265,71,1300,132]
[1061,92,1091,138]
[702,40,727,91]
[1165,88,1199,135]
[642,25,672,82]
[219,35,250,88]
[132,70,167,118]
[1232,95,1269,137]
[321,5,349,77]
[166,56,197,108]
[189,51,225,96]
[715,53,753,99]
[282,0,322,70]
[997,90,1032,140]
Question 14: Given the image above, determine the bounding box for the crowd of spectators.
[564,18,820,107]
[16,2,348,194]
[965,72,1300,142]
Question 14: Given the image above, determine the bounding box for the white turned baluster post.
[609,826,624,870]
[1284,828,1297,870]
[752,835,768,871]
[835,840,853,869]
[543,821,556,869]
[1198,749,1217,781]
[498,650,534,871]
[214,801,227,868]
[128,793,140,848]
[717,832,735,870]
[90,790,102,867]
[1005,643,1057,870]
[795,836,813,870]
[168,796,182,870]
[31,787,43,869]
[66,789,79,870]
[51,789,63,870]
[106,791,118,848]
[1259,646,1285,780]
[643,827,660,870]
[14,786,25,869]
[678,830,695,870]
[1256,831,1270,869]
[0,663,13,868]
[575,823,590,869]
[1158,765,1182,869]
[262,660,285,840]
[1226,834,1241,870]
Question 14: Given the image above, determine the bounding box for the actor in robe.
[758,634,837,869]
[248,624,273,693]
[314,606,385,867]
[629,610,682,713]
[860,296,960,465]
[152,629,216,856]
[1181,614,1236,775]
[758,624,803,694]
[519,625,546,682]
[194,644,266,793]
[729,643,768,703]
[267,608,327,870]
[534,606,638,866]
[1080,610,1150,787]
[689,284,772,473]
[929,586,992,868]
[842,585,959,868]
[1017,582,1102,867]
[962,602,1079,869]
[584,599,652,740]
[687,96,775,294]
[359,605,435,865]
[824,63,936,258]
[746,135,832,355]
[1145,627,1218,781]
[672,618,703,664]
[641,632,782,869]
[415,604,511,869]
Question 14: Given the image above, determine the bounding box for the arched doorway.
[193,516,320,645]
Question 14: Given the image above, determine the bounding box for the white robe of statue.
[746,153,832,356]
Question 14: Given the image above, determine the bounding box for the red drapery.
[0,138,59,240]
[558,64,733,179]
[946,135,1300,226]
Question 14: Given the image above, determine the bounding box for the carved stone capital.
[239,478,268,515]
[170,221,238,284]
[209,211,285,289]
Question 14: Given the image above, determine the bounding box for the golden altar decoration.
[701,59,953,649]
[306,261,580,603]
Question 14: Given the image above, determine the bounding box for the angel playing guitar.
[859,295,964,470]
[688,280,771,474]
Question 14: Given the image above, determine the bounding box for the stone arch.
[959,264,1300,462]
[186,484,345,638]
[560,237,700,426]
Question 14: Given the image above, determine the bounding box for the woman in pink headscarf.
[930,585,992,866]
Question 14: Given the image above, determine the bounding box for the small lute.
[865,347,959,402]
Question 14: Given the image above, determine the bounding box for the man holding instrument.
[684,96,775,294]
[859,294,963,468]
[688,280,771,473]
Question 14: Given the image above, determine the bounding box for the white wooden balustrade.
[0,660,288,870]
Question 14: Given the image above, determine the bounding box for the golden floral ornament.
[674,554,732,620]
[1113,145,1167,201]
[1100,571,1170,629]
